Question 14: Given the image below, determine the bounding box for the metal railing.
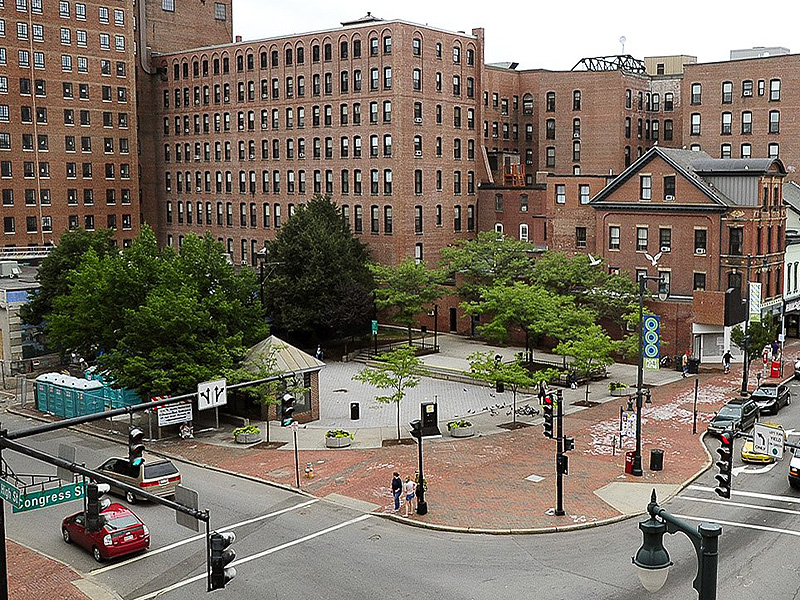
[0,246,53,260]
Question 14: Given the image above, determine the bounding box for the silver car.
[96,457,181,503]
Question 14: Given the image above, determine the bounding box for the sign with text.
[0,478,24,508]
[642,314,660,371]
[12,482,85,513]
[197,378,227,411]
[158,403,193,426]
[753,423,784,459]
[749,282,762,323]
[371,320,379,335]
[621,410,636,438]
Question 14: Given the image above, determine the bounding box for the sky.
[231,1,795,71]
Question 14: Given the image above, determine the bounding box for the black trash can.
[674,355,683,372]
[688,358,700,374]
[650,448,664,471]
[350,402,360,420]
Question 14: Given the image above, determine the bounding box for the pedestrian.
[403,476,417,517]
[538,379,549,404]
[391,472,402,513]
[681,351,689,378]
[771,340,780,359]
[315,345,324,361]
[722,350,732,374]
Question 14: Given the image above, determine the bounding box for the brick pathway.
[7,541,90,600]
[160,368,747,530]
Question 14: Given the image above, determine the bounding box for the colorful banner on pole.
[642,314,660,370]
[749,282,762,324]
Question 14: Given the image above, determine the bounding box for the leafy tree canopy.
[20,228,116,327]
[732,313,777,362]
[554,324,620,377]
[263,195,374,344]
[44,226,267,398]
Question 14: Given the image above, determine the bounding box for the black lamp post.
[409,419,427,515]
[633,489,722,600]
[632,275,668,477]
[739,254,768,396]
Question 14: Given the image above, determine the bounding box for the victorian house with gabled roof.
[590,146,786,363]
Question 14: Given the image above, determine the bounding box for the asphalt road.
[4,382,800,600]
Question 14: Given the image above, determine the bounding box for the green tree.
[45,227,267,398]
[466,351,558,424]
[263,195,374,344]
[439,231,536,302]
[352,345,429,441]
[371,258,446,344]
[554,324,619,381]
[732,313,777,362]
[19,228,116,327]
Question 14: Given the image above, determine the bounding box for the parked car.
[707,398,759,435]
[62,503,150,562]
[789,447,800,489]
[741,440,774,464]
[96,457,181,503]
[749,382,791,415]
[794,357,800,379]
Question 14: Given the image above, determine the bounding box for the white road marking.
[92,498,319,575]
[732,462,778,476]
[673,514,800,538]
[130,514,371,600]
[688,485,800,505]
[681,495,800,517]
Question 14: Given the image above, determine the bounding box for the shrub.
[232,425,261,436]
[447,419,473,430]
[608,381,628,392]
[325,429,354,439]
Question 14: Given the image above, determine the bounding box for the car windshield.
[144,462,178,479]
[717,405,741,419]
[105,515,140,531]
[754,387,777,397]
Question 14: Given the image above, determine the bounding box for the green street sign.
[371,320,379,335]
[12,481,85,513]
[0,478,24,508]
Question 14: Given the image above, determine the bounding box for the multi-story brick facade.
[0,0,140,247]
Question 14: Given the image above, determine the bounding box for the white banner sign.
[157,403,193,427]
[749,282,762,323]
[621,410,636,438]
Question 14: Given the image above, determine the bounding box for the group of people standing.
[391,471,417,517]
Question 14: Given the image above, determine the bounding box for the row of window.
[624,90,676,113]
[164,134,475,163]
[688,141,780,160]
[168,37,473,81]
[164,167,477,197]
[608,226,709,254]
[0,159,129,180]
[3,215,52,234]
[3,213,132,234]
[0,106,130,130]
[690,79,781,104]
[690,110,784,135]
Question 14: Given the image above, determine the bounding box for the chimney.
[235,35,242,43]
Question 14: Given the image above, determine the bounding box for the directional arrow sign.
[198,378,227,411]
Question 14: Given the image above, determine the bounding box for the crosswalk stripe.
[688,484,800,505]
[681,495,800,517]
[673,514,800,538]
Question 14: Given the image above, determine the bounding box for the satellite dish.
[619,36,627,53]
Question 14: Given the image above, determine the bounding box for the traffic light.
[128,427,145,469]
[542,395,554,438]
[563,437,575,452]
[280,393,296,427]
[714,431,733,499]
[409,419,422,439]
[209,531,236,590]
[86,482,111,532]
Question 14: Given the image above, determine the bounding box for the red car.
[61,503,150,562]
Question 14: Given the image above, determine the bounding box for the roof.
[690,157,784,175]
[783,181,800,213]
[244,335,324,374]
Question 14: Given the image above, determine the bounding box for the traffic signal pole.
[555,389,565,517]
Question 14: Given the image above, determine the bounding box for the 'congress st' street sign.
[12,482,85,513]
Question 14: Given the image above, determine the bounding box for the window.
[693,272,706,291]
[664,120,673,141]
[640,175,651,200]
[728,227,743,255]
[573,90,581,111]
[742,80,753,97]
[659,228,671,251]
[691,83,701,104]
[519,223,529,242]
[636,227,648,251]
[609,226,620,250]
[546,147,555,168]
[546,119,555,140]
[414,205,423,234]
[741,143,751,159]
[721,112,732,135]
[664,175,675,200]
[722,81,733,104]
[769,110,780,134]
[690,113,701,135]
[546,92,555,112]
[555,184,566,204]
[214,2,226,20]
[770,78,781,101]
[741,111,752,134]
[576,227,587,249]
[768,143,779,158]
[162,0,174,10]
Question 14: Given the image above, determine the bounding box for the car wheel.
[92,546,104,563]
[790,480,800,490]
[125,490,137,504]
[62,528,71,544]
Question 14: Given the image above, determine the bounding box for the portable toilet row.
[83,367,143,409]
[35,373,106,418]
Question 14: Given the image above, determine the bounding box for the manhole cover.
[497,421,533,431]
[573,400,600,407]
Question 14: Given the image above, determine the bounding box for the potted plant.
[608,382,630,396]
[325,429,354,448]
[447,419,475,438]
[233,425,262,444]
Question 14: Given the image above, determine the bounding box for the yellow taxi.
[740,423,785,464]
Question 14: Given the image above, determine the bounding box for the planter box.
[325,436,352,448]
[234,432,261,444]
[449,425,475,438]
[610,388,633,397]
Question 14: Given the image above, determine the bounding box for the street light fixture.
[633,489,722,600]
[632,275,668,477]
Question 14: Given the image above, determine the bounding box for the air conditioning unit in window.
[414,117,422,124]
[298,152,305,158]
[414,150,422,157]
[660,246,671,253]
[665,194,674,201]
[696,248,706,255]
[223,95,229,102]
[743,89,753,97]
[184,127,190,134]
[196,186,202,192]
[573,132,580,138]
